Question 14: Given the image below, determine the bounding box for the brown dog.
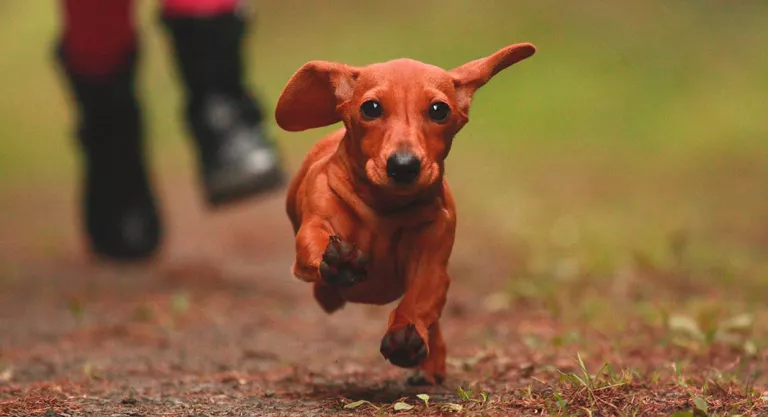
[275,43,536,385]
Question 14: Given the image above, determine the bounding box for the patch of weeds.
[525,354,637,415]
[457,385,472,402]
[664,308,758,355]
[546,390,569,416]
[672,361,689,388]
[560,354,633,407]
[457,385,488,405]
[710,376,767,416]
[650,371,662,385]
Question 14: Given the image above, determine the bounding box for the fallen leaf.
[719,313,754,334]
[393,401,414,411]
[668,315,705,341]
[743,340,757,356]
[344,399,375,409]
[692,396,708,413]
[441,403,464,412]
[0,367,12,382]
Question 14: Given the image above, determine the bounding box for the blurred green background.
[0,1,766,287]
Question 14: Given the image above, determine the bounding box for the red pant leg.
[162,0,240,17]
[60,0,136,77]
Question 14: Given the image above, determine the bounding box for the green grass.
[1,2,767,415]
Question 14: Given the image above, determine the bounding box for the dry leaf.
[344,399,375,409]
[441,403,464,412]
[393,401,414,411]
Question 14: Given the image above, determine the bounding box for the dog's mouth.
[365,158,440,193]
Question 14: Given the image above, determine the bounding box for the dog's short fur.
[275,43,536,385]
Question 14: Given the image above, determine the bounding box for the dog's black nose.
[386,152,421,185]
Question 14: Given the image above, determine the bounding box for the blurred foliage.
[0,1,765,273]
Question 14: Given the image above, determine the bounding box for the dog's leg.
[313,282,346,313]
[407,320,447,385]
[292,218,332,283]
[318,235,368,287]
[378,271,449,378]
[293,218,368,287]
[379,215,454,385]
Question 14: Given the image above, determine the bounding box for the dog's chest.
[337,227,407,305]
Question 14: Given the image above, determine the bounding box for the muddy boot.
[161,10,285,207]
[56,46,162,261]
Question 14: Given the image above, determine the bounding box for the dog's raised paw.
[380,323,427,368]
[319,235,368,288]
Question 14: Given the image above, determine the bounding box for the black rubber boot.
[161,10,285,207]
[56,45,162,261]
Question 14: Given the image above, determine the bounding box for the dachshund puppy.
[275,43,536,385]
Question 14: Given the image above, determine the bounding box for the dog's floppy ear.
[449,43,536,117]
[275,61,361,132]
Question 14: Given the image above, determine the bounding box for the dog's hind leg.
[313,282,346,314]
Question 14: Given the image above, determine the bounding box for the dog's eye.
[428,102,451,123]
[360,100,383,120]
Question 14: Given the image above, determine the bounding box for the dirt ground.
[1,170,766,417]
[0,170,517,416]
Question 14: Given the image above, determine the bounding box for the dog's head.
[275,43,536,195]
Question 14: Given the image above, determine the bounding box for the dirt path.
[2,171,766,416]
[0,171,528,416]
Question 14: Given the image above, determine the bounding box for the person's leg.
[55,0,161,260]
[160,0,285,206]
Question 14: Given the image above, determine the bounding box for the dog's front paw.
[319,235,368,288]
[380,323,427,368]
